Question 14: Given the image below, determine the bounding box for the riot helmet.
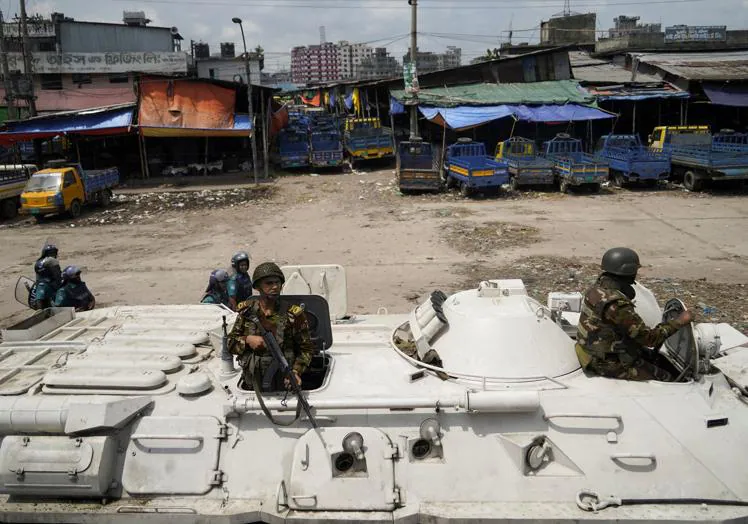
[35,257,61,281]
[61,265,82,284]
[252,262,285,291]
[601,247,641,277]
[209,269,230,289]
[231,251,251,274]
[40,243,58,260]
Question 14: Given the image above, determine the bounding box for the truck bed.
[82,168,119,197]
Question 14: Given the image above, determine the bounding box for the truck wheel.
[100,190,112,208]
[1,198,18,219]
[509,177,519,192]
[613,172,626,188]
[69,199,82,218]
[560,180,569,194]
[445,175,456,189]
[683,171,703,192]
[460,182,472,197]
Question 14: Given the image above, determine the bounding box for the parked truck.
[276,128,311,169]
[649,126,748,191]
[343,117,394,166]
[595,134,670,187]
[444,138,509,196]
[541,135,608,193]
[20,162,119,220]
[0,164,37,219]
[495,137,554,190]
[309,127,344,168]
[396,138,442,193]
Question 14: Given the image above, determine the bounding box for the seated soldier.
[201,269,231,307]
[54,265,95,312]
[227,262,314,391]
[576,247,693,381]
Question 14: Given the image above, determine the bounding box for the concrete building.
[402,47,462,74]
[540,13,596,45]
[195,42,262,84]
[608,15,661,39]
[359,48,400,80]
[0,11,187,115]
[290,42,339,84]
[337,41,374,80]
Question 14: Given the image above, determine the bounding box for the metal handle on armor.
[131,434,204,442]
[291,494,318,507]
[610,453,656,464]
[544,413,622,422]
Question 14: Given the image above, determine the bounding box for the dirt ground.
[1,168,747,334]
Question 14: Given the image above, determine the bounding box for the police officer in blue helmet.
[228,251,252,311]
[54,265,95,312]
[30,257,62,309]
[201,269,231,307]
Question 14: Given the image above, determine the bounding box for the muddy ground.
[1,168,746,334]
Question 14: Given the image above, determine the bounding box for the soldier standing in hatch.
[227,262,314,391]
[576,247,694,381]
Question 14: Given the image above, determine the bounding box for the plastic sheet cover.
[419,104,613,130]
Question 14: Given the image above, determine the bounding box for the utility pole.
[0,10,17,120]
[19,0,36,116]
[233,17,259,184]
[408,0,419,139]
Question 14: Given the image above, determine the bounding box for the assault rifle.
[253,315,318,429]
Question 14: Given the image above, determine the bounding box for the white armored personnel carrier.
[1,264,747,522]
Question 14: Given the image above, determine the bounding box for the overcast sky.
[15,0,748,71]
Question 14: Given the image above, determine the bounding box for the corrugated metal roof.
[585,84,689,100]
[569,51,661,83]
[634,51,748,81]
[391,80,592,107]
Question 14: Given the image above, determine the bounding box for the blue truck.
[309,115,344,169]
[396,139,442,193]
[595,134,670,187]
[343,117,395,167]
[276,128,310,169]
[443,138,509,196]
[650,126,748,191]
[542,135,608,193]
[495,137,555,190]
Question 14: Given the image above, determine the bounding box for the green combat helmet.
[601,247,641,277]
[252,262,286,289]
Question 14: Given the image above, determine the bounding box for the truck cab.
[495,137,555,190]
[649,126,711,151]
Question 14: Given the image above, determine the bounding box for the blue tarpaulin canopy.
[0,104,134,144]
[390,97,406,115]
[419,103,613,130]
[703,83,748,107]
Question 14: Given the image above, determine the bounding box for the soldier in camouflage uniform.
[227,262,315,391]
[576,247,694,381]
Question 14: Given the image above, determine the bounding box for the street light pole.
[408,0,419,140]
[232,17,259,184]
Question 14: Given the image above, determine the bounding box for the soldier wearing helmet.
[201,269,231,307]
[227,262,314,391]
[30,257,62,309]
[227,251,253,311]
[54,265,95,311]
[576,247,694,381]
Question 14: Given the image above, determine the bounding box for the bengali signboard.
[664,25,727,43]
[2,21,56,38]
[5,51,188,74]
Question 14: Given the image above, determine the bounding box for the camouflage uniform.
[576,275,681,380]
[227,298,315,391]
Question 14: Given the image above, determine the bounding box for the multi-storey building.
[290,42,339,84]
[337,41,374,80]
[359,48,400,80]
[0,11,187,116]
[402,46,462,74]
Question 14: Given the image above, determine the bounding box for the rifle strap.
[250,355,302,427]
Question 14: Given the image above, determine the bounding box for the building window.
[109,73,129,84]
[71,73,92,85]
[40,74,63,90]
[209,68,216,79]
[38,41,55,52]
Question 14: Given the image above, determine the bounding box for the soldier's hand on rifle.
[245,335,266,352]
[284,370,302,390]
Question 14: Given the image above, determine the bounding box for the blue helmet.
[40,243,58,260]
[231,251,250,272]
[61,265,82,283]
[210,269,230,287]
[35,257,60,279]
